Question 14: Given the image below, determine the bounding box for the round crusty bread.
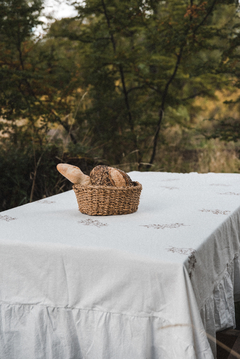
[90,165,133,187]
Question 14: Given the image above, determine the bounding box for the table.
[1,171,240,359]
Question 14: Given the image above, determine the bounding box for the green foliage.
[0,0,44,122]
[58,0,240,166]
[0,0,84,146]
[1,0,240,164]
[0,142,61,211]
[0,139,99,211]
[201,4,240,142]
[1,0,240,210]
[205,117,240,142]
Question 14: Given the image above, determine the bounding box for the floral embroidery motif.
[161,179,180,181]
[160,186,179,190]
[219,192,240,196]
[188,252,197,279]
[0,214,16,222]
[37,200,56,204]
[199,209,231,215]
[78,219,108,228]
[210,184,230,187]
[167,247,195,256]
[141,223,186,229]
[166,247,197,278]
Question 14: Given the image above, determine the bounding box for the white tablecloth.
[1,171,240,359]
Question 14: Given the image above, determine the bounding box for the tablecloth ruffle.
[0,301,213,359]
[200,255,240,357]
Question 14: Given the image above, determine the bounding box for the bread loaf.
[56,163,90,185]
[90,165,133,187]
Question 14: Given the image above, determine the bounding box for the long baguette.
[57,163,90,185]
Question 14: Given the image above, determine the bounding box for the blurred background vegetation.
[1,0,240,211]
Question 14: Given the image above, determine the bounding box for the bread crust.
[90,165,133,187]
[57,163,90,185]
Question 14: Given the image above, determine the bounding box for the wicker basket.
[73,181,142,216]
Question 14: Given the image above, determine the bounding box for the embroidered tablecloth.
[1,171,240,359]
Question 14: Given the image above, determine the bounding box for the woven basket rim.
[73,181,142,191]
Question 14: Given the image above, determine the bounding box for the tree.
[0,0,88,206]
[51,0,150,165]
[1,0,239,167]
[59,0,239,167]
[0,0,82,146]
[0,0,44,141]
[202,2,240,143]
[129,0,239,165]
